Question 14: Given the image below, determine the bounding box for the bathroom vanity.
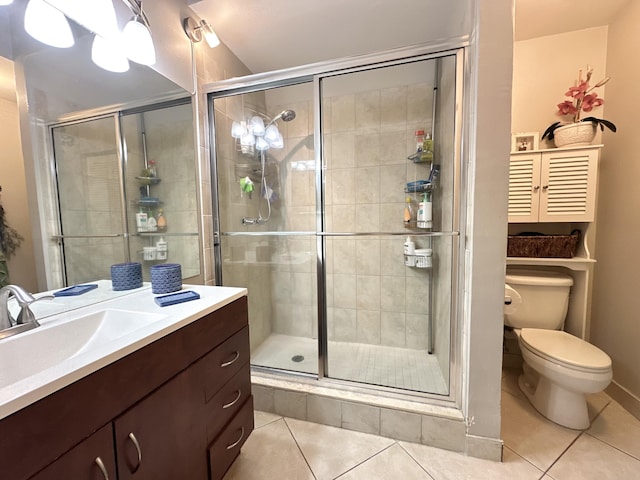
[0,285,251,480]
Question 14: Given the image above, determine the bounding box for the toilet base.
[518,365,590,430]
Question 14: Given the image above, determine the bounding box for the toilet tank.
[504,270,573,330]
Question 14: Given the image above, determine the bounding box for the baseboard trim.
[605,381,640,421]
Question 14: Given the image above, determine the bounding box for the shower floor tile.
[251,334,447,394]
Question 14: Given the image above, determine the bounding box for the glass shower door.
[320,56,458,394]
[52,116,127,285]
[212,83,319,375]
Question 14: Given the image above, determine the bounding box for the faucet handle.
[16,295,54,325]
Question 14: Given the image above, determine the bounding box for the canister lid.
[505,269,573,287]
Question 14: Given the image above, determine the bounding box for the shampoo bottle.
[417,192,433,229]
[403,197,414,226]
[156,237,168,260]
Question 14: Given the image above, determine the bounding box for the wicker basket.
[507,230,581,258]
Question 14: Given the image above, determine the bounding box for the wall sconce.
[183,17,220,48]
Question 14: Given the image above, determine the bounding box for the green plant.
[541,66,617,141]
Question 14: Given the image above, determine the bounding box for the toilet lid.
[520,329,612,371]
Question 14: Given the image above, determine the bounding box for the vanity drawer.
[201,326,250,402]
[208,396,254,480]
[206,363,251,443]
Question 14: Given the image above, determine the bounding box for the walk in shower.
[50,100,201,286]
[211,49,462,397]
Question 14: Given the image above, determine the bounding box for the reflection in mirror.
[0,1,197,310]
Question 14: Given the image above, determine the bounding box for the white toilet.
[504,269,612,430]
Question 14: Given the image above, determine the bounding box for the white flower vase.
[553,122,597,148]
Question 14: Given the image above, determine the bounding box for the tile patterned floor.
[223,367,640,480]
[251,333,448,394]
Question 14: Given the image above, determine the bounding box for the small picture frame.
[511,132,539,152]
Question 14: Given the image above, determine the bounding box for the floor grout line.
[282,417,318,480]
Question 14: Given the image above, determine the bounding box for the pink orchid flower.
[557,101,578,116]
[581,93,604,112]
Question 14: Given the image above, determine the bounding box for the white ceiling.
[191,0,631,74]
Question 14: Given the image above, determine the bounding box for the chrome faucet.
[0,285,54,337]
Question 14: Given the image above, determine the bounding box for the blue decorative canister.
[150,263,182,294]
[111,262,143,291]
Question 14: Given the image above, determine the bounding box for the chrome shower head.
[269,109,296,125]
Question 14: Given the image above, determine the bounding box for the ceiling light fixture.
[43,0,119,41]
[121,0,156,65]
[24,0,74,48]
[0,0,15,6]
[183,16,220,48]
[91,34,130,73]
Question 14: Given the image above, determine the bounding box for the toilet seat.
[520,328,612,373]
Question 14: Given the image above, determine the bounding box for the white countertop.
[0,283,247,420]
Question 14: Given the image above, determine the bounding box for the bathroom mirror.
[0,3,195,311]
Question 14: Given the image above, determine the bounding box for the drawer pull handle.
[95,457,110,480]
[221,351,240,368]
[222,389,242,409]
[226,427,245,450]
[128,432,142,473]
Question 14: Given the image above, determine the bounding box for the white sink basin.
[0,309,166,389]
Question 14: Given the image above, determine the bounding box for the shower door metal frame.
[207,42,468,405]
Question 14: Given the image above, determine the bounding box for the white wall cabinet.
[507,145,602,341]
[508,146,600,223]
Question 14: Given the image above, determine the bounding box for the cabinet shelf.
[506,256,595,271]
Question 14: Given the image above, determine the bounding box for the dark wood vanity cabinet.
[0,296,252,480]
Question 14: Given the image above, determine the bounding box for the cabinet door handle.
[226,427,245,450]
[222,389,242,409]
[542,185,549,190]
[95,456,110,480]
[128,432,142,473]
[533,185,540,191]
[220,351,240,368]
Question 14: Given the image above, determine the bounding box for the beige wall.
[512,26,609,148]
[0,93,38,291]
[591,1,640,407]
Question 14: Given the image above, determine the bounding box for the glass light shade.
[122,17,156,66]
[0,0,14,5]
[201,22,220,48]
[91,34,130,73]
[269,132,284,149]
[264,124,280,143]
[240,132,255,146]
[250,116,265,136]
[44,0,119,41]
[231,121,246,139]
[255,136,269,151]
[25,0,74,48]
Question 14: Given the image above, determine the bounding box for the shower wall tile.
[355,204,379,232]
[406,313,429,350]
[333,238,357,275]
[381,276,406,312]
[357,309,381,345]
[355,132,381,167]
[355,237,380,276]
[332,205,355,232]
[380,238,406,277]
[331,132,356,169]
[407,83,432,122]
[405,276,430,314]
[331,168,356,205]
[380,86,408,126]
[291,305,316,338]
[356,275,381,311]
[342,402,380,435]
[333,274,357,309]
[333,308,357,342]
[380,408,422,443]
[355,90,381,130]
[379,163,406,203]
[331,95,355,132]
[379,203,403,233]
[354,166,380,204]
[308,395,342,428]
[381,311,407,347]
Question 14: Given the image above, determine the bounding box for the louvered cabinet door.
[508,153,541,223]
[539,149,598,222]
